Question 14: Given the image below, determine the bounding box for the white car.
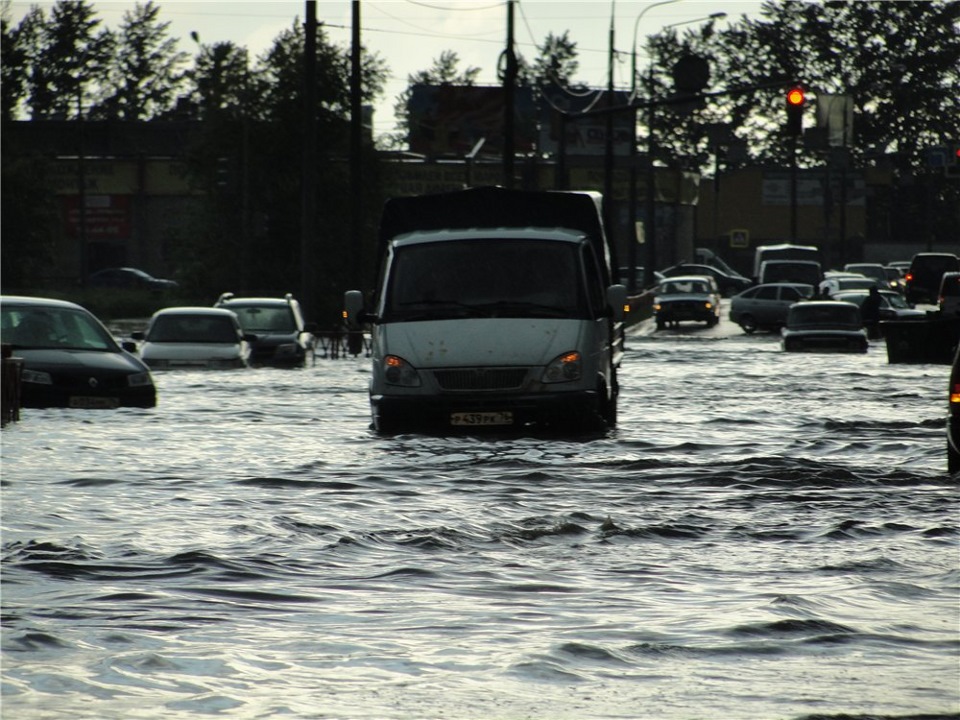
[820,273,879,297]
[134,307,253,369]
[729,282,814,333]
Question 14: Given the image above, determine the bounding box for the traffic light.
[786,86,805,136]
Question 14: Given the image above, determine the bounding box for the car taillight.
[904,272,914,282]
[951,383,960,405]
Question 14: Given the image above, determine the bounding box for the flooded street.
[2,320,958,720]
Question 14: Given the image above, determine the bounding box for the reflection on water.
[2,331,958,719]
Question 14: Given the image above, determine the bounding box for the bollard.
[1,343,23,426]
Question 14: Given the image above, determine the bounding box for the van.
[906,253,960,305]
[939,271,960,317]
[753,243,820,279]
[758,259,823,287]
[343,186,627,433]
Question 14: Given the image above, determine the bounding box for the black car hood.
[16,348,148,373]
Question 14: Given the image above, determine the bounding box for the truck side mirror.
[343,290,368,328]
[606,284,628,322]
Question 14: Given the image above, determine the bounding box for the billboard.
[538,83,634,157]
[407,84,536,157]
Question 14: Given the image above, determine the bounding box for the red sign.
[63,195,131,239]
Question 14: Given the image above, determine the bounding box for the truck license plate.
[450,411,513,426]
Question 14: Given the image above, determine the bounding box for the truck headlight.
[22,368,53,385]
[383,355,421,387]
[126,371,153,387]
[541,351,582,383]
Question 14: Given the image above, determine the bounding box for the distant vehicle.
[753,243,820,279]
[215,293,318,367]
[758,259,823,287]
[1,295,156,408]
[654,275,721,330]
[949,345,960,473]
[694,247,745,279]
[938,271,960,317]
[819,273,880,296]
[831,289,927,322]
[844,263,892,289]
[618,266,664,291]
[88,267,178,292]
[883,266,906,293]
[904,253,960,305]
[133,307,253,369]
[660,262,752,297]
[728,282,814,334]
[781,301,868,353]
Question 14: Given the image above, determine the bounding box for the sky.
[8,0,764,140]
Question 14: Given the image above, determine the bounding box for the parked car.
[1,295,156,408]
[653,275,721,329]
[819,273,879,296]
[88,267,178,292]
[904,252,960,305]
[844,263,893,290]
[831,289,927,322]
[618,266,664,291]
[781,301,868,353]
[214,293,318,367]
[660,262,752,297]
[938,271,960,317]
[133,307,253,369]
[728,282,814,334]
[949,345,960,473]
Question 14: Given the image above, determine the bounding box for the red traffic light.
[786,87,805,106]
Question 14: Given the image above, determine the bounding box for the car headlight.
[22,368,53,385]
[126,371,154,388]
[383,355,421,387]
[541,351,582,384]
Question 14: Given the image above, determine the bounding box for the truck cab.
[344,187,627,433]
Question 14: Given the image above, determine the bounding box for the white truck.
[344,186,627,433]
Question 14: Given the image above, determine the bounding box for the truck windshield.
[384,239,587,321]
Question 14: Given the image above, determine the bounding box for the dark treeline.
[2,0,958,320]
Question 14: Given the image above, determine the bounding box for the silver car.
[729,283,814,334]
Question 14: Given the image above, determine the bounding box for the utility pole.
[604,2,615,239]
[301,1,317,316]
[502,0,517,188]
[350,0,362,288]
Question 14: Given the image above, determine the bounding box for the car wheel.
[739,315,758,334]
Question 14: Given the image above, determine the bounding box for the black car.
[660,262,752,297]
[950,345,960,473]
[904,253,959,305]
[214,293,318,367]
[88,267,178,292]
[1,295,156,408]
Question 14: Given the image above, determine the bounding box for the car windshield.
[660,279,710,294]
[228,306,295,332]
[1,306,118,351]
[788,304,861,328]
[384,239,586,321]
[147,315,239,343]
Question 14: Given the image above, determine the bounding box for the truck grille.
[433,368,529,391]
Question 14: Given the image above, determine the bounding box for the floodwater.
[2,320,958,720]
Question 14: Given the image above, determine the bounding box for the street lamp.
[628,8,726,289]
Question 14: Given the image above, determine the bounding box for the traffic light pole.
[790,133,798,242]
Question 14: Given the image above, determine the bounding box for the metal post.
[301,1,317,314]
[503,0,516,188]
[350,0,362,288]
